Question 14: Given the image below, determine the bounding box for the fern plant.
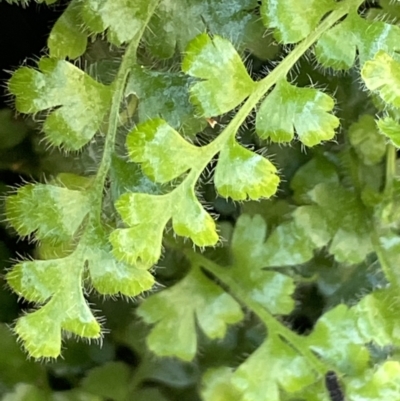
[3,0,400,400]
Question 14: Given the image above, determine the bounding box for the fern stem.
[184,250,328,376]
[384,143,396,197]
[90,2,160,216]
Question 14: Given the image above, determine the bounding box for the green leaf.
[283,380,330,401]
[144,0,259,59]
[125,66,205,135]
[126,119,200,183]
[229,214,296,313]
[182,33,255,117]
[172,185,219,246]
[233,266,295,315]
[110,192,170,266]
[52,173,94,191]
[377,116,400,148]
[81,0,159,45]
[347,361,400,400]
[290,156,339,204]
[230,336,316,400]
[261,0,336,44]
[214,137,279,200]
[307,304,371,374]
[81,362,130,401]
[137,266,243,361]
[262,220,317,266]
[8,255,101,358]
[201,367,241,401]
[316,11,400,70]
[375,234,400,287]
[243,16,280,60]
[294,183,373,264]
[6,184,90,242]
[348,115,386,165]
[256,79,339,146]
[5,220,149,358]
[230,214,270,270]
[293,205,332,248]
[362,50,400,108]
[7,257,71,304]
[48,0,87,59]
[353,287,400,348]
[8,59,112,150]
[85,224,155,297]
[231,214,315,270]
[111,184,218,266]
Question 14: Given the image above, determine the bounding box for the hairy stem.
[184,250,328,376]
[90,1,160,217]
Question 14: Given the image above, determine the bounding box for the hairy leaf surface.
[256,79,339,146]
[126,119,200,183]
[182,33,255,117]
[110,192,170,266]
[85,224,155,296]
[9,59,112,150]
[6,184,90,242]
[172,185,219,246]
[7,255,100,358]
[111,185,218,266]
[214,137,279,200]
[362,50,400,108]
